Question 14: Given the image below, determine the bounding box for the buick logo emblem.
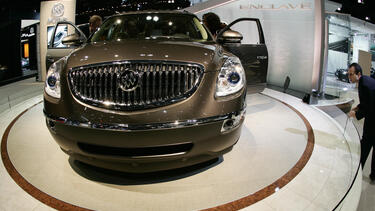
[51,3,64,17]
[118,69,140,92]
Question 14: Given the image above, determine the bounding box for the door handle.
[47,58,55,63]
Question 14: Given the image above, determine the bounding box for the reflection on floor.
[22,69,37,78]
[0,78,43,114]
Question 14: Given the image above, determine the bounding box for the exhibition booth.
[0,0,370,210]
[324,12,375,99]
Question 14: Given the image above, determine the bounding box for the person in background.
[202,12,225,38]
[89,15,102,34]
[348,63,375,182]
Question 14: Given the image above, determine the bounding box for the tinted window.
[91,13,211,42]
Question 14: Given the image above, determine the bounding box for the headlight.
[45,57,66,98]
[215,57,246,97]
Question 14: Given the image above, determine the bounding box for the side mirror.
[217,30,243,44]
[62,33,85,46]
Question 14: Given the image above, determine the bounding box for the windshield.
[91,13,212,42]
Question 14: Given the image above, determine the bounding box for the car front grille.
[68,61,204,110]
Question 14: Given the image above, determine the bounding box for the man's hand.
[348,110,356,118]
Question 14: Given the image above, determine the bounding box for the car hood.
[67,40,222,72]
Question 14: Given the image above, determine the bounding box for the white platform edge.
[312,101,362,211]
[259,88,362,211]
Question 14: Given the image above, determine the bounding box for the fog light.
[221,110,245,133]
[48,120,55,128]
[46,119,56,133]
[224,119,234,127]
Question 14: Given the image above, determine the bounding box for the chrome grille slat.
[133,89,137,105]
[165,70,169,99]
[193,67,198,85]
[104,69,108,101]
[127,85,131,105]
[146,71,150,103]
[158,66,162,100]
[139,65,144,104]
[189,67,193,90]
[93,69,97,100]
[184,68,188,93]
[82,71,87,97]
[171,66,175,97]
[177,68,181,95]
[122,83,126,104]
[109,67,114,102]
[98,68,103,101]
[68,61,203,111]
[88,69,92,99]
[152,64,156,102]
[115,66,120,103]
[72,71,77,93]
[78,71,82,95]
[86,70,90,98]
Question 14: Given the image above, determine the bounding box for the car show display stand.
[1,89,361,210]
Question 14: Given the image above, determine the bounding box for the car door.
[217,18,268,85]
[46,21,87,70]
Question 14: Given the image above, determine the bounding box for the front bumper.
[44,109,245,172]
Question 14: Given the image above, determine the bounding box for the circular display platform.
[1,94,314,210]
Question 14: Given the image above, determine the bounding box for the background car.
[335,68,350,83]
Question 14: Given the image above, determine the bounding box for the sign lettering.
[240,2,312,10]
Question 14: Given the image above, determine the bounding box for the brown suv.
[44,11,267,172]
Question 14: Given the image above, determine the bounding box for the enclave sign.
[240,2,312,10]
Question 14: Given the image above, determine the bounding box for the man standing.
[348,63,375,181]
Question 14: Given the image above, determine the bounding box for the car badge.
[118,69,140,92]
[51,3,65,18]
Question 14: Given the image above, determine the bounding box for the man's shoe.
[370,174,375,182]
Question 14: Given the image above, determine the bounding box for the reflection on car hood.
[67,40,221,71]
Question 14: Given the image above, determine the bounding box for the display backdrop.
[40,0,76,81]
[187,0,324,93]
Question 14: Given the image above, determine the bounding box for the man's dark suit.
[355,75,375,175]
